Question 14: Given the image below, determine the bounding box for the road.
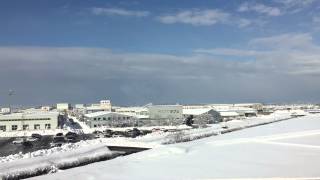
[0,134,93,157]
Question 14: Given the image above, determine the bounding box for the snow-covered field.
[27,113,320,180]
[0,110,301,179]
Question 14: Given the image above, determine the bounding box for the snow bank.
[29,114,320,180]
[0,143,121,180]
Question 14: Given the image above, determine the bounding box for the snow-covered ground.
[28,113,320,180]
[0,110,299,179]
[0,129,68,138]
[0,143,120,179]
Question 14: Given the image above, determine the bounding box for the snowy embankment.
[161,110,293,144]
[0,129,68,138]
[0,111,293,163]
[0,142,122,180]
[30,114,320,180]
[0,111,294,179]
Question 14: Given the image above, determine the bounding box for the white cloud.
[274,0,317,13]
[275,0,316,7]
[249,33,314,50]
[195,33,320,76]
[1,42,320,104]
[92,7,149,17]
[237,18,252,28]
[238,2,282,16]
[158,9,230,26]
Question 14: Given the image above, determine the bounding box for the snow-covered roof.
[182,108,213,115]
[0,112,59,120]
[84,111,130,118]
[219,111,240,117]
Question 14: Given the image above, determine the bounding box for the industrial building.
[114,106,149,119]
[0,112,59,132]
[148,105,183,120]
[56,103,70,111]
[84,111,136,128]
[85,100,112,114]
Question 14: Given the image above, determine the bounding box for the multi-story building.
[0,112,59,132]
[56,103,70,111]
[84,111,135,128]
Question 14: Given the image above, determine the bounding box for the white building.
[219,111,241,121]
[56,103,70,111]
[85,100,112,114]
[100,100,112,111]
[84,111,136,128]
[148,105,183,121]
[41,106,52,111]
[0,112,59,132]
[114,106,149,119]
[75,104,85,109]
[1,108,11,114]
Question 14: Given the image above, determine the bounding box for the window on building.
[103,117,106,120]
[118,117,121,120]
[98,118,101,120]
[94,124,97,127]
[34,124,40,130]
[93,118,97,120]
[12,125,18,131]
[45,124,51,129]
[123,117,126,120]
[108,117,111,120]
[0,125,6,132]
[23,124,29,130]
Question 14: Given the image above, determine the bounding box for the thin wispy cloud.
[274,0,317,14]
[238,2,282,16]
[92,7,150,17]
[195,33,320,76]
[158,9,230,26]
[157,9,255,28]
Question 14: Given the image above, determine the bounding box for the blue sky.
[1,0,320,105]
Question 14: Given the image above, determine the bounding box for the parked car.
[112,131,125,138]
[51,136,66,147]
[26,137,38,142]
[65,132,78,142]
[12,137,24,144]
[126,128,141,138]
[65,132,77,138]
[93,130,104,138]
[55,132,64,137]
[103,129,113,138]
[31,133,42,139]
[66,136,77,143]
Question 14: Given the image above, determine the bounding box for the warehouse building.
[0,112,59,132]
[84,111,136,128]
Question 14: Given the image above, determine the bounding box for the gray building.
[183,108,222,124]
[84,111,136,128]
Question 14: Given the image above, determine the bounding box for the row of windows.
[0,124,51,131]
[157,110,180,113]
[0,118,51,122]
[92,116,131,121]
